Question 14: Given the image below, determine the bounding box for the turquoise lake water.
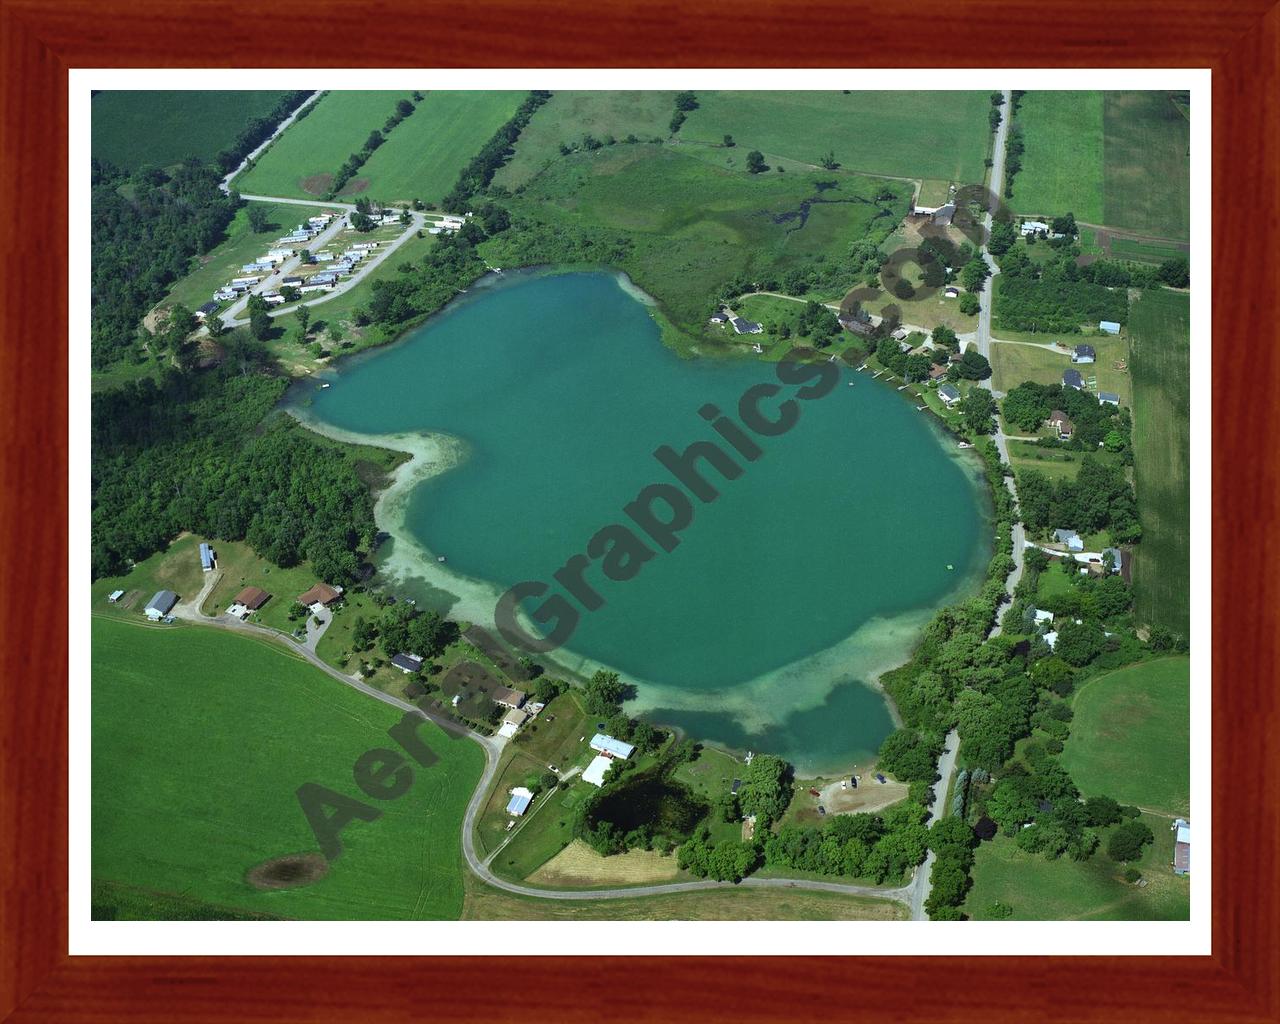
[297,271,990,772]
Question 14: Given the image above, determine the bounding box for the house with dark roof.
[730,316,763,335]
[195,301,220,320]
[931,203,956,227]
[1072,344,1096,364]
[1048,409,1075,439]
[928,363,950,381]
[938,383,962,407]
[1102,547,1124,574]
[1063,369,1084,390]
[1098,391,1120,406]
[391,653,424,674]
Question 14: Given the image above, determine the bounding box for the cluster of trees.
[988,90,1004,132]
[1001,381,1130,450]
[993,257,1129,334]
[736,754,791,828]
[480,214,635,286]
[924,816,979,919]
[358,233,490,331]
[214,91,313,176]
[677,829,760,882]
[1002,93,1026,197]
[762,803,930,885]
[91,159,239,367]
[443,91,551,213]
[91,369,377,582]
[775,300,841,347]
[328,97,418,197]
[581,670,663,755]
[1017,457,1142,543]
[373,603,456,660]
[960,387,997,434]
[669,91,698,134]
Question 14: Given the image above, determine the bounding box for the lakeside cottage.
[730,316,763,335]
[590,733,636,760]
[938,383,962,407]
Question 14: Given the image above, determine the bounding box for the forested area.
[1015,458,1142,543]
[358,228,502,332]
[994,273,1129,334]
[91,159,239,368]
[91,366,377,582]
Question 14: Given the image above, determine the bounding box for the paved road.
[218,92,322,196]
[908,727,959,920]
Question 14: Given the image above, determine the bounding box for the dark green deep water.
[299,271,990,772]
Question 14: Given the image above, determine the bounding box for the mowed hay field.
[92,91,294,170]
[679,91,992,184]
[1010,91,1190,239]
[493,91,679,190]
[1102,91,1191,241]
[353,91,526,204]
[528,839,682,887]
[462,873,906,920]
[92,617,484,920]
[234,91,417,198]
[1061,657,1191,816]
[1007,91,1105,224]
[1128,289,1191,636]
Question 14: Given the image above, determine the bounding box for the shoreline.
[286,266,995,775]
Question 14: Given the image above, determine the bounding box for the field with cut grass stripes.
[92,616,483,920]
[234,91,417,199]
[353,91,526,203]
[92,91,294,170]
[1128,289,1191,636]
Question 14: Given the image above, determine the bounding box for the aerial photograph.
[89,87,1192,923]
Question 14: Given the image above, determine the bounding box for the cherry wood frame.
[2,0,1276,1020]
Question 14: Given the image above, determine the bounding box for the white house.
[1020,220,1050,236]
[589,733,636,760]
[938,383,962,407]
[1072,344,1096,364]
[1098,320,1121,335]
[582,755,617,788]
[1042,630,1059,650]
[1033,608,1055,627]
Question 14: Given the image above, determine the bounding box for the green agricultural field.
[92,91,294,170]
[1007,91,1105,223]
[493,91,679,190]
[964,811,1189,920]
[1107,236,1189,265]
[1128,289,1191,635]
[1102,92,1191,241]
[679,91,992,184]
[156,199,333,315]
[92,616,484,920]
[1010,91,1190,240]
[1061,657,1190,816]
[234,91,417,199]
[348,91,524,204]
[486,144,910,347]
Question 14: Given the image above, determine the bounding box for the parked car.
[875,773,887,784]
[850,776,858,789]
[817,805,826,816]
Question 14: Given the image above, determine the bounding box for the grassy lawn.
[156,199,333,316]
[235,91,417,199]
[1008,91,1105,223]
[990,334,1131,405]
[1008,440,1127,485]
[489,144,910,345]
[1102,92,1191,240]
[679,91,993,184]
[494,91,679,190]
[92,91,293,170]
[353,91,526,204]
[1127,289,1191,636]
[964,810,1189,920]
[1035,562,1078,603]
[92,616,484,920]
[194,541,325,635]
[1061,656,1190,816]
[90,533,209,619]
[461,870,905,920]
[671,745,746,844]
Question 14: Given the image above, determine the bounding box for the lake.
[295,270,990,773]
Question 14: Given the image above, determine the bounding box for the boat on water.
[957,441,973,449]
[319,382,331,389]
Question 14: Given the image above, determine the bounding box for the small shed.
[199,542,215,571]
[1098,391,1120,406]
[1098,320,1121,335]
[107,589,125,603]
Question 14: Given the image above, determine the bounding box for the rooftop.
[234,586,270,610]
[582,755,616,788]
[590,733,636,759]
